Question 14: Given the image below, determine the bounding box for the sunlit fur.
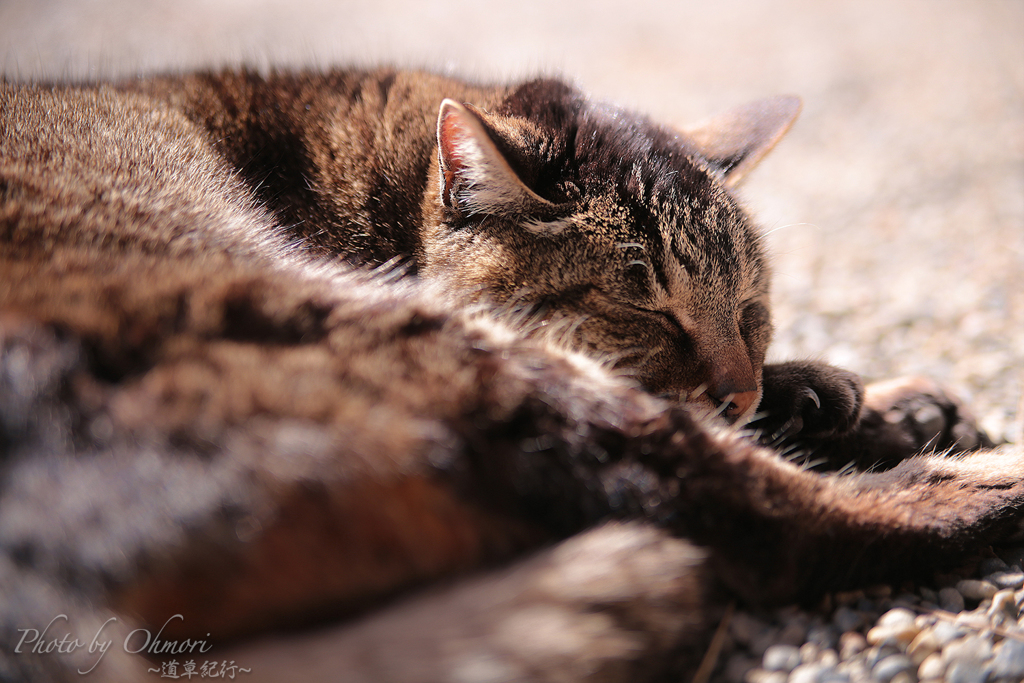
[2,69,1018,683]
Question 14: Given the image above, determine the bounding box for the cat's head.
[420,80,800,422]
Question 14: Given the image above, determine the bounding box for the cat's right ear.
[436,99,555,217]
[680,96,802,188]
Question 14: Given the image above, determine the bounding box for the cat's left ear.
[680,96,802,188]
[436,99,555,216]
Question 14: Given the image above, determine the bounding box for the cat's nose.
[707,361,758,419]
[718,390,758,419]
[706,348,758,420]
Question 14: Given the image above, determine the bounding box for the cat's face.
[421,81,798,421]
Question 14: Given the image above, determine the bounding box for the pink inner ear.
[440,112,469,201]
[443,111,477,165]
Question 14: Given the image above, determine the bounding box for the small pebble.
[892,593,920,610]
[989,638,1024,679]
[778,619,809,646]
[918,652,945,679]
[840,660,871,680]
[872,654,915,682]
[939,586,966,612]
[730,611,769,645]
[953,609,990,631]
[763,644,802,673]
[942,634,994,664]
[929,620,966,646]
[750,627,782,657]
[877,607,917,627]
[838,632,866,660]
[743,669,785,683]
[914,613,937,629]
[946,658,989,683]
[989,588,1019,628]
[856,597,879,613]
[800,641,821,664]
[866,622,920,647]
[907,628,941,664]
[789,663,824,683]
[864,645,901,668]
[806,624,839,650]
[818,668,851,683]
[832,606,864,632]
[986,570,1024,590]
[956,579,998,601]
[919,586,938,604]
[980,557,1010,575]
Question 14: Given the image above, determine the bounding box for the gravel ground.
[2,1,1022,681]
[715,545,1024,683]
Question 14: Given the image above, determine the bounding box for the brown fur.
[0,69,1017,682]
[72,68,777,416]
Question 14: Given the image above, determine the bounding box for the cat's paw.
[778,375,997,472]
[855,376,996,457]
[751,361,864,445]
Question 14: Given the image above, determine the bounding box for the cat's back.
[1,77,295,272]
[1,69,512,266]
[122,68,513,262]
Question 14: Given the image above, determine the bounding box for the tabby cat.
[0,68,1015,682]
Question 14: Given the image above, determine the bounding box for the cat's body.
[7,68,781,416]
[0,69,1017,682]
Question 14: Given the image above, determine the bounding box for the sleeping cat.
[0,69,1013,682]
[126,69,779,418]
[117,68,985,461]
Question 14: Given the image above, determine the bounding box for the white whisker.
[762,221,820,237]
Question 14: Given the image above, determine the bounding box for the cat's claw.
[751,361,864,447]
[803,386,821,410]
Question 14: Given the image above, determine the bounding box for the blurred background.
[2,0,1022,440]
